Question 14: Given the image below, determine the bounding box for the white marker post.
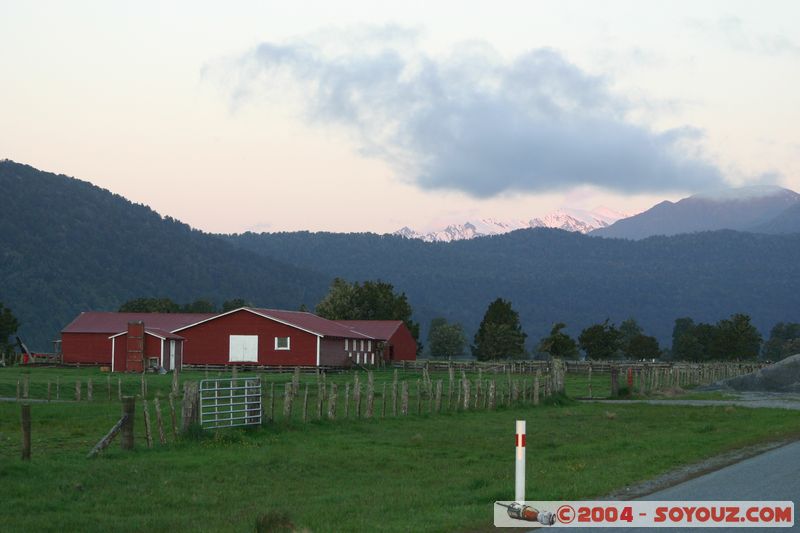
[515,420,526,503]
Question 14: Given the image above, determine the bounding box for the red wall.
[387,324,417,361]
[179,309,318,366]
[112,333,163,372]
[62,333,112,364]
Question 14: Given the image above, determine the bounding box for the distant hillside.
[5,160,800,354]
[226,228,800,348]
[0,161,328,349]
[591,186,800,240]
[751,203,800,234]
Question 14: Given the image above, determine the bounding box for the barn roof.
[249,308,374,339]
[62,312,216,334]
[171,307,374,339]
[108,327,185,341]
[335,320,404,340]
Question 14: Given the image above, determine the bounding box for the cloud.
[220,30,726,197]
[689,16,800,57]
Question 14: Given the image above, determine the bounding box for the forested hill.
[226,228,800,347]
[4,159,800,353]
[0,161,328,349]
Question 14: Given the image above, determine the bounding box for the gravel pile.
[713,353,800,392]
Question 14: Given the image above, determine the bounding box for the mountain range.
[591,186,800,239]
[394,207,627,242]
[3,159,800,353]
[396,186,800,242]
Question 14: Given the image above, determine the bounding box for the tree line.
[4,280,799,363]
[427,298,799,362]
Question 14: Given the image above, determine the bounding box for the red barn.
[336,320,418,361]
[60,307,418,370]
[110,323,185,372]
[61,312,214,365]
[174,308,378,367]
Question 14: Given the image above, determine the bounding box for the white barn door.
[229,335,258,362]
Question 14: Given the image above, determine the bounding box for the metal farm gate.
[199,377,262,429]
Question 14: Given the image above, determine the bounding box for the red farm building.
[61,312,215,367]
[336,320,418,361]
[60,307,417,371]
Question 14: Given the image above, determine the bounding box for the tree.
[763,322,800,361]
[619,318,643,348]
[672,319,716,361]
[222,298,251,312]
[711,313,762,360]
[626,334,660,360]
[316,278,421,352]
[578,320,622,360]
[617,318,660,359]
[428,318,466,359]
[118,298,181,313]
[182,299,217,313]
[671,317,695,353]
[0,302,19,356]
[536,322,578,359]
[472,298,527,360]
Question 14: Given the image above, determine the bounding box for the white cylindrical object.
[515,420,526,503]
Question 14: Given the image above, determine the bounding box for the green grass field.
[1,367,798,532]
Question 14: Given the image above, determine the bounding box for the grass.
[1,367,799,532]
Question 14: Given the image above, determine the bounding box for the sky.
[1,1,799,234]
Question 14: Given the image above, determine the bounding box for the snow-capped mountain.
[393,208,628,242]
[591,186,800,240]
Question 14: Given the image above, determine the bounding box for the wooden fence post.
[354,373,361,419]
[328,383,338,420]
[417,380,422,416]
[23,375,29,399]
[142,398,153,448]
[317,384,324,420]
[292,367,300,395]
[283,383,293,421]
[401,381,409,416]
[16,378,21,400]
[154,396,166,445]
[391,378,398,417]
[345,383,351,418]
[87,378,93,401]
[168,394,178,440]
[610,366,619,397]
[56,375,60,400]
[121,396,135,450]
[47,382,52,402]
[366,372,374,419]
[21,404,31,461]
[172,363,180,397]
[270,383,275,422]
[488,380,496,410]
[75,380,81,401]
[533,375,540,406]
[181,382,199,432]
[117,378,122,401]
[302,384,309,423]
[381,382,387,418]
[462,378,470,411]
[435,380,443,413]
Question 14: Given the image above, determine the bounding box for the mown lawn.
[1,367,797,532]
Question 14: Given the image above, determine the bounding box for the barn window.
[229,335,258,362]
[367,340,372,352]
[275,336,291,350]
[345,339,349,350]
[360,340,364,351]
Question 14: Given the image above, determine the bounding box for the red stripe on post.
[516,434,526,447]
[521,434,526,447]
